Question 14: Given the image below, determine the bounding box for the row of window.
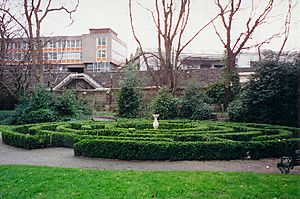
[4,52,29,61]
[43,65,68,72]
[43,52,82,60]
[5,40,82,50]
[96,38,107,60]
[86,62,110,72]
[46,40,82,48]
[6,37,105,51]
[6,42,28,50]
[44,63,111,73]
[4,52,82,62]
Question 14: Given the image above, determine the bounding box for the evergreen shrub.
[12,86,91,124]
[180,83,211,120]
[117,65,142,118]
[228,60,300,127]
[152,87,179,119]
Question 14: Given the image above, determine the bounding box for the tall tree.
[213,0,293,85]
[129,0,220,93]
[0,0,30,102]
[0,0,79,84]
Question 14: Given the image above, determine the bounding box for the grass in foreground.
[0,165,299,198]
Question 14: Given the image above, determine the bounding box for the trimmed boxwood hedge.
[73,138,299,160]
[1,120,299,160]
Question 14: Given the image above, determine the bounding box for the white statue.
[153,114,159,129]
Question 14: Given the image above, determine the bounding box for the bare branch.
[214,0,230,29]
[179,13,220,53]
[212,21,226,47]
[136,1,161,34]
[129,0,160,87]
[278,0,292,57]
[40,0,79,26]
[235,0,274,55]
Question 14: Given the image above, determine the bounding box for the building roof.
[89,28,117,35]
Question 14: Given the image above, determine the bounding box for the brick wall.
[1,67,250,110]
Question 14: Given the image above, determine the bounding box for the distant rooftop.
[89,28,117,36]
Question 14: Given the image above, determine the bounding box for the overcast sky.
[42,0,300,56]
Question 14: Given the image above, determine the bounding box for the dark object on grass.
[277,150,300,174]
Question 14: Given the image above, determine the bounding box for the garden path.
[1,135,299,174]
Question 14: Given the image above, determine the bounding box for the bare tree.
[209,0,295,109]
[0,0,30,102]
[0,0,79,84]
[129,0,220,92]
[213,0,293,84]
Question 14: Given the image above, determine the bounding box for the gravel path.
[1,135,299,174]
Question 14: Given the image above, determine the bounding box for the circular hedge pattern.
[1,120,299,160]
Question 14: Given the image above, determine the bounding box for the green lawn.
[0,165,299,198]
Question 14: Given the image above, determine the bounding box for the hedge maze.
[1,120,299,160]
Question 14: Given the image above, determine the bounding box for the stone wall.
[60,87,159,111]
[1,67,252,110]
[45,68,226,89]
[45,68,225,111]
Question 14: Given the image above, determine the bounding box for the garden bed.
[1,120,299,160]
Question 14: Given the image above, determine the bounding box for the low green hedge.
[116,121,195,130]
[2,123,81,149]
[1,129,48,149]
[246,139,299,159]
[1,120,299,160]
[73,138,300,160]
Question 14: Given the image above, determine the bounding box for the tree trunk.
[36,38,44,84]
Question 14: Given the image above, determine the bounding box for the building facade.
[4,28,127,73]
[135,50,257,83]
[136,50,259,71]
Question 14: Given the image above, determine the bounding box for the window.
[101,37,106,45]
[52,52,57,60]
[48,52,53,60]
[48,41,56,48]
[97,37,107,46]
[61,41,66,48]
[19,42,25,49]
[57,52,63,60]
[45,52,57,60]
[86,64,93,71]
[66,40,71,48]
[75,40,81,47]
[16,53,22,61]
[68,68,84,73]
[59,65,68,72]
[201,64,211,68]
[6,53,13,60]
[90,62,110,72]
[56,41,62,48]
[97,50,106,58]
[71,40,75,47]
[59,52,81,60]
[43,53,48,60]
[214,65,224,68]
